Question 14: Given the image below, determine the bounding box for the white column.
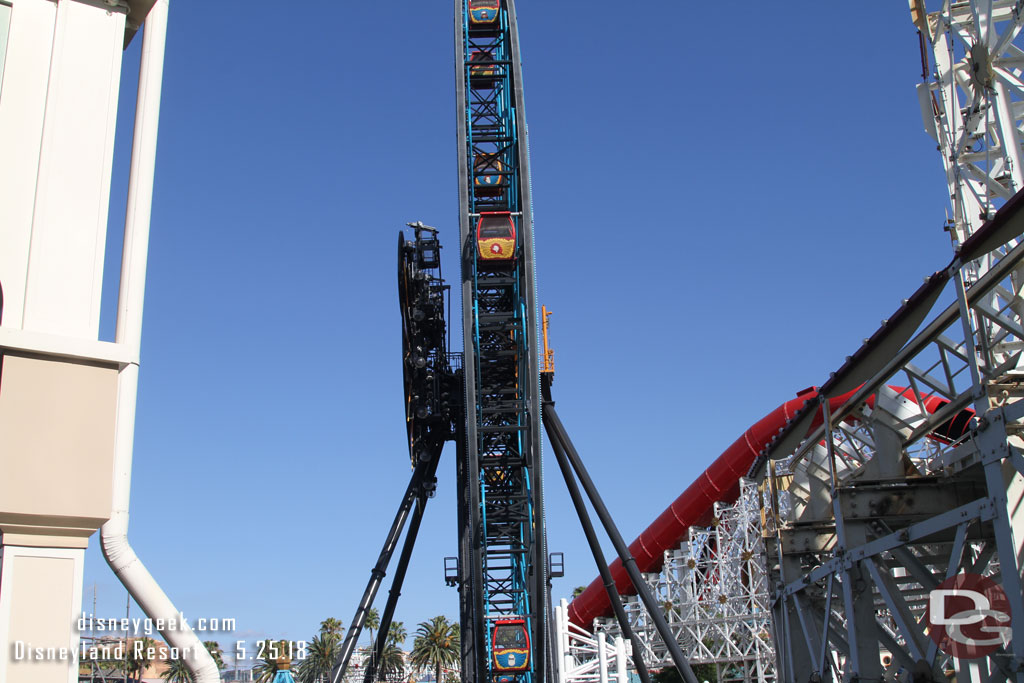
[555,601,566,683]
[597,632,609,683]
[615,636,628,683]
[560,599,574,680]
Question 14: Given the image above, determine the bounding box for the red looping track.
[566,386,973,627]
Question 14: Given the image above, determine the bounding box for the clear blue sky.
[85,1,954,666]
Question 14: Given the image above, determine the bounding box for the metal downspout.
[100,2,221,681]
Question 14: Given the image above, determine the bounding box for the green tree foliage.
[252,640,297,683]
[162,656,195,683]
[203,641,225,670]
[387,621,407,646]
[652,665,717,683]
[320,618,344,637]
[409,616,460,683]
[126,637,157,681]
[364,608,381,673]
[365,608,381,645]
[572,586,587,598]
[80,640,128,680]
[298,632,341,683]
[160,642,224,682]
[377,640,406,681]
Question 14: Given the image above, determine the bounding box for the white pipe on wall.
[101,2,220,681]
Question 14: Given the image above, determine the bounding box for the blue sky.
[85,1,955,667]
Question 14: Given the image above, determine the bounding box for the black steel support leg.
[365,454,441,683]
[454,416,480,683]
[543,401,700,683]
[542,401,652,683]
[331,457,436,683]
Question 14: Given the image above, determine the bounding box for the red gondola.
[469,0,500,25]
[477,212,516,261]
[469,50,498,83]
[492,618,530,672]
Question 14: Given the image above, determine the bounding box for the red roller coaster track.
[566,386,973,627]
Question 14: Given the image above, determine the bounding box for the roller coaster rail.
[754,3,1024,680]
[559,3,1024,683]
[558,481,776,683]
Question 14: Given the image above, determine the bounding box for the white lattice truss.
[919,1,1024,243]
[555,604,631,683]
[561,4,1024,682]
[757,4,1024,682]
[557,481,776,683]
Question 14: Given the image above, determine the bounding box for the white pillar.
[560,599,574,680]
[0,546,85,683]
[615,636,628,683]
[555,601,566,683]
[598,632,609,683]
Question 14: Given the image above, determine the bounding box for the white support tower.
[914,0,1024,244]
[755,4,1024,682]
[914,0,1024,366]
[558,481,776,683]
[554,599,631,683]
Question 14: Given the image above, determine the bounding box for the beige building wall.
[0,547,85,683]
[0,355,118,547]
[0,1,156,682]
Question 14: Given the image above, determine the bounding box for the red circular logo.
[925,573,1012,659]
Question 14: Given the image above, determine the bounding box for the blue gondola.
[474,153,504,197]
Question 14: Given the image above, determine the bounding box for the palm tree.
[163,656,195,683]
[158,642,224,683]
[82,640,128,680]
[387,621,406,646]
[298,631,340,683]
[320,618,344,638]
[365,608,380,647]
[253,640,295,683]
[376,640,406,682]
[409,616,459,683]
[253,653,280,683]
[364,608,381,672]
[203,641,225,670]
[126,637,157,682]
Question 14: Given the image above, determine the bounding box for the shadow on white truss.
[556,480,775,683]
